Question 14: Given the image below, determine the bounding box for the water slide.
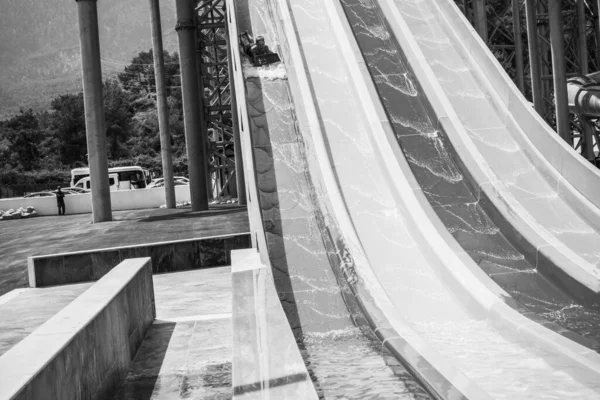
[368,0,600,345]
[229,0,600,398]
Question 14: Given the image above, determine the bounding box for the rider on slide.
[239,31,280,66]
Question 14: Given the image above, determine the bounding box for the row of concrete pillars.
[75,0,243,223]
[471,0,594,145]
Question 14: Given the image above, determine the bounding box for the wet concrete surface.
[113,268,233,400]
[0,205,249,296]
[339,0,600,350]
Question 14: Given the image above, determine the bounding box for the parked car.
[61,187,90,194]
[23,187,90,198]
[147,177,189,188]
[23,191,56,198]
[151,179,189,188]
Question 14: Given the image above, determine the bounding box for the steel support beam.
[548,0,571,143]
[149,0,176,208]
[75,0,112,223]
[225,11,246,206]
[581,116,596,160]
[578,0,589,74]
[525,0,543,113]
[176,0,209,211]
[473,0,488,42]
[513,0,525,93]
[538,1,552,120]
[594,0,600,68]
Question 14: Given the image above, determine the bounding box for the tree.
[117,49,181,98]
[46,93,87,166]
[0,109,44,171]
[103,78,134,159]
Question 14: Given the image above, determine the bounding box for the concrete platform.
[0,267,234,399]
[0,282,92,357]
[0,205,249,296]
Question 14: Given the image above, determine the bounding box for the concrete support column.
[149,0,176,208]
[513,0,525,93]
[176,0,209,211]
[225,14,247,206]
[473,0,488,43]
[75,0,112,223]
[548,0,571,144]
[525,0,543,113]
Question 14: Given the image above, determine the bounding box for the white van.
[74,174,120,191]
[71,166,148,190]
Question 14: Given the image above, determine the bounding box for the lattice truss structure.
[195,0,238,198]
[460,0,600,164]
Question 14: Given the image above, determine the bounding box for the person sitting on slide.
[240,31,272,59]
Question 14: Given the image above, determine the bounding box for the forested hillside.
[0,50,190,187]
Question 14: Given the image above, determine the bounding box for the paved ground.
[0,205,249,296]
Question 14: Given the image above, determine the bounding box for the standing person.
[56,186,66,216]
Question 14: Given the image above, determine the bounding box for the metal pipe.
[525,0,543,113]
[225,11,247,206]
[548,0,571,144]
[473,0,488,43]
[513,0,525,93]
[149,0,176,208]
[75,0,112,222]
[578,0,589,74]
[176,0,209,211]
[567,73,600,116]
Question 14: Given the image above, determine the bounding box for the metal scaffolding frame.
[195,0,238,199]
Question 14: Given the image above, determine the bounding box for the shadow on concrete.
[138,207,246,223]
[110,322,176,400]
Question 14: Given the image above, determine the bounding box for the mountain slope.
[0,0,179,120]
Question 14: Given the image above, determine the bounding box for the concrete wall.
[226,0,269,262]
[0,257,155,400]
[28,233,251,287]
[0,186,191,216]
[231,250,318,399]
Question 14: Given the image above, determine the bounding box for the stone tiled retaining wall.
[28,233,251,287]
